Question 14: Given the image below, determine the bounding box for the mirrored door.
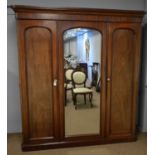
[58,21,106,139]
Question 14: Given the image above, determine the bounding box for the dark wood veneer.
[9,5,144,16]
[9,5,144,22]
[10,5,144,151]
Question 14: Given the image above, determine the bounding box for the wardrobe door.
[106,23,141,140]
[58,21,107,142]
[17,20,59,149]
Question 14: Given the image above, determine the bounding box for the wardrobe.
[10,5,144,151]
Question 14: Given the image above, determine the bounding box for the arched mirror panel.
[63,28,102,137]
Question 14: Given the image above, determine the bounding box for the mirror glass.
[64,28,102,136]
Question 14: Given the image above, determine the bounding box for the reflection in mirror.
[64,28,102,136]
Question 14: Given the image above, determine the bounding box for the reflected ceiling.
[64,28,89,40]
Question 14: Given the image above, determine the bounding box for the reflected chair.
[64,68,74,105]
[72,71,93,109]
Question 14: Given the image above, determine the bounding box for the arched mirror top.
[63,28,102,41]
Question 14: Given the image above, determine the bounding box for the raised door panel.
[17,20,59,145]
[107,23,141,139]
[26,27,53,138]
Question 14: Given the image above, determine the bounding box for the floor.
[7,133,147,155]
[65,87,100,136]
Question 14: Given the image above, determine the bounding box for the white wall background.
[7,15,22,133]
[7,0,146,133]
[7,0,145,10]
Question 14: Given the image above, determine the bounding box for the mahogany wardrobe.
[10,5,144,151]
